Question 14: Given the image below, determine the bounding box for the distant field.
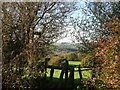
[53,43,76,48]
[52,43,61,46]
[46,61,92,79]
[51,43,78,53]
[69,61,81,65]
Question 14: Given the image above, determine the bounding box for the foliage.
[45,51,87,66]
[45,51,96,67]
[94,18,120,89]
[76,43,96,53]
[72,2,120,53]
[66,52,78,61]
[48,56,61,66]
[81,53,95,67]
[2,62,44,89]
[71,2,120,89]
[2,2,77,89]
[2,2,120,89]
[77,53,88,61]
[2,2,76,64]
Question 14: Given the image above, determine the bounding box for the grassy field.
[69,61,81,65]
[46,61,92,79]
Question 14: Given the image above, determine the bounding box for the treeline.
[45,51,95,67]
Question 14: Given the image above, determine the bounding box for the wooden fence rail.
[44,58,96,81]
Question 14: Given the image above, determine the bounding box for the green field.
[69,61,81,65]
[46,61,92,79]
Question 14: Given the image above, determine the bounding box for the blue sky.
[57,2,87,43]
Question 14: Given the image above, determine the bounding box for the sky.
[57,37,73,43]
[57,2,87,43]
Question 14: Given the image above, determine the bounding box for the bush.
[2,58,45,89]
[94,18,120,89]
[66,52,78,61]
[81,53,95,67]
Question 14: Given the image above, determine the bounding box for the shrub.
[94,18,120,89]
[66,52,78,61]
[81,54,95,67]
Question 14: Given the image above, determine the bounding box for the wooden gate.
[44,58,94,81]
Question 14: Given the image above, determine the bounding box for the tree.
[2,2,77,88]
[94,18,120,89]
[2,2,76,64]
[71,2,120,53]
[86,2,120,89]
[71,2,99,53]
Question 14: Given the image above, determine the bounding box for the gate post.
[69,66,74,81]
[65,60,69,80]
[60,69,64,79]
[50,67,54,79]
[78,65,82,80]
[44,58,50,78]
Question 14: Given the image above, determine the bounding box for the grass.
[47,69,62,78]
[46,61,92,79]
[69,61,81,65]
[46,68,92,79]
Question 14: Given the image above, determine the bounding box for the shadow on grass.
[38,77,97,90]
[2,77,97,90]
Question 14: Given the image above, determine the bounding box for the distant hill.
[51,42,78,53]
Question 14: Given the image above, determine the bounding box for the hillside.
[51,42,78,53]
